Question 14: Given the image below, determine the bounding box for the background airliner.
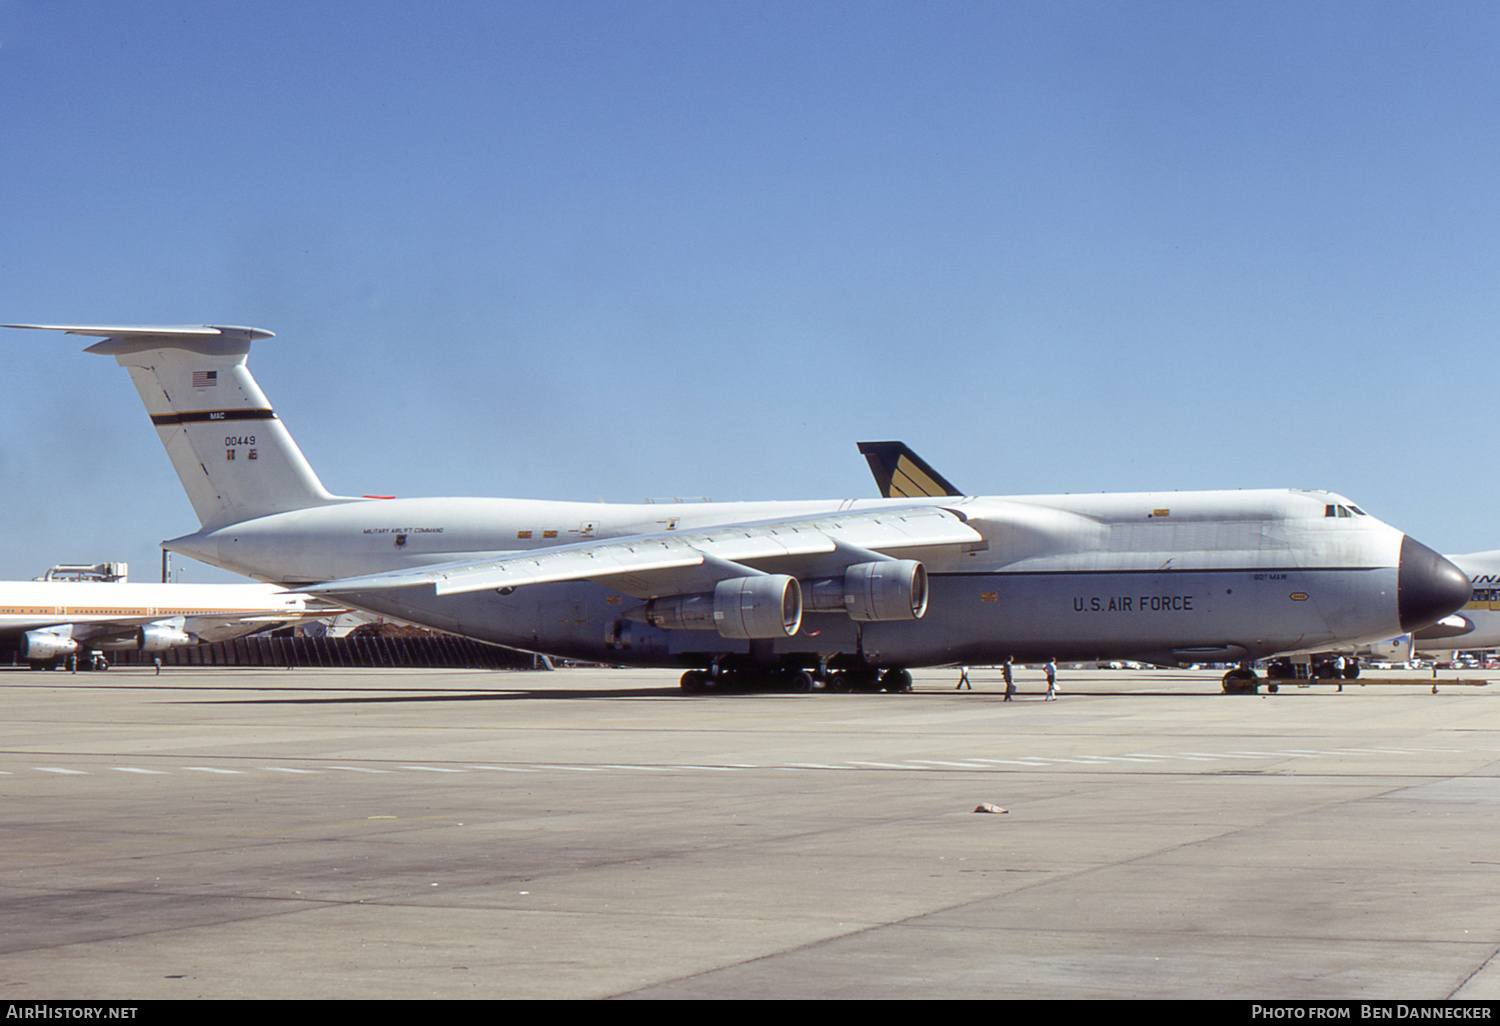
[0,578,327,669]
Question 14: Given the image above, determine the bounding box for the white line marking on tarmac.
[7,740,1490,782]
[1023,757,1113,764]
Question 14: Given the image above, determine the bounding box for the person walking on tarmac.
[1044,659,1057,700]
[1002,657,1015,701]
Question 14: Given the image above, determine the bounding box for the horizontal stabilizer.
[4,323,274,345]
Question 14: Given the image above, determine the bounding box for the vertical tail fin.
[6,323,352,528]
[856,441,964,498]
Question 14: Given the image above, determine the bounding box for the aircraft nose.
[1398,536,1471,632]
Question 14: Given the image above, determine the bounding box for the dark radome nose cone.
[1398,536,1472,632]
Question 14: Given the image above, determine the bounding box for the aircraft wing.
[302,505,982,600]
[183,608,338,644]
[68,607,335,646]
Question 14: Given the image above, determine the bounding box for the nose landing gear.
[1221,664,1261,694]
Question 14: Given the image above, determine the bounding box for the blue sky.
[1,1,1497,582]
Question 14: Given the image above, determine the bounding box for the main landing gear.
[832,668,913,693]
[678,666,914,694]
[679,668,815,692]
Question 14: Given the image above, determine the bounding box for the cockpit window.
[1325,503,1366,518]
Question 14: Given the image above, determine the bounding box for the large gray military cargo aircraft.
[7,324,1471,693]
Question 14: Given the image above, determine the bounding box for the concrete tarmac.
[1,663,1498,1000]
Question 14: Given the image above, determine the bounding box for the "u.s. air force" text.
[1073,595,1194,612]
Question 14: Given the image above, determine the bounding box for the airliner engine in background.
[5,324,1472,693]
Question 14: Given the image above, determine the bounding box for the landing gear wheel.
[680,669,707,692]
[880,668,914,693]
[1221,667,1260,695]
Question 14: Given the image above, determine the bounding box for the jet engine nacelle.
[842,560,927,621]
[20,631,79,661]
[643,574,803,639]
[806,560,928,621]
[714,575,802,639]
[137,625,193,652]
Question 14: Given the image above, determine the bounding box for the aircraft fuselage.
[6,322,1469,685]
[163,489,1423,669]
